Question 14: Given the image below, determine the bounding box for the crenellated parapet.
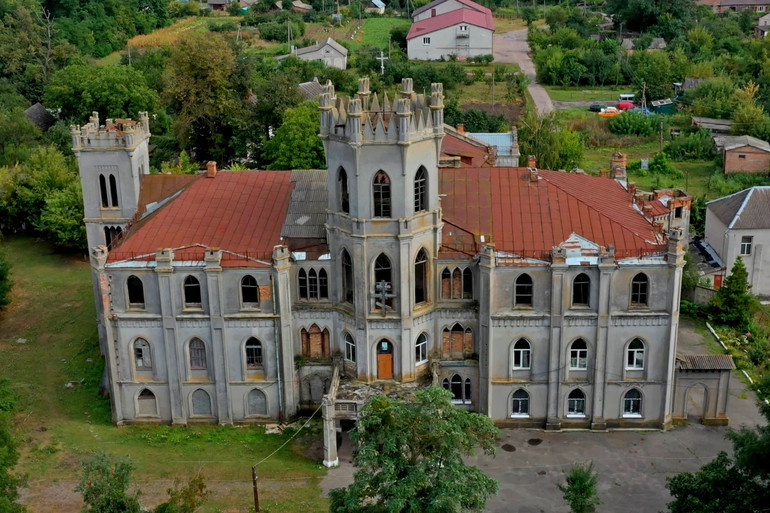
[70,111,151,152]
[319,77,444,145]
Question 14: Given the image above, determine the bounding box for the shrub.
[680,299,702,318]
[609,112,657,136]
[664,130,717,161]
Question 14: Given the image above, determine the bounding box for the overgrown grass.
[544,85,633,102]
[0,237,327,513]
[350,17,410,49]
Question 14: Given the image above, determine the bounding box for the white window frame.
[344,333,356,363]
[512,340,531,370]
[740,235,753,256]
[567,391,586,417]
[415,334,428,365]
[626,340,645,370]
[623,389,643,418]
[423,37,431,45]
[511,389,530,418]
[569,341,588,370]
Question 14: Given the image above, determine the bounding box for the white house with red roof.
[74,78,736,462]
[407,0,494,60]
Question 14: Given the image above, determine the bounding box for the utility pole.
[659,118,664,153]
[377,50,388,75]
[491,72,495,111]
[251,467,260,512]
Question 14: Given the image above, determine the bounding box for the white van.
[618,93,636,102]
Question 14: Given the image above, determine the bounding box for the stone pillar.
[477,244,495,416]
[205,249,232,425]
[662,229,686,429]
[547,249,567,430]
[322,396,339,468]
[591,247,616,430]
[273,245,298,418]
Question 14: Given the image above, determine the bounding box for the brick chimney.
[206,161,217,178]
[628,182,637,195]
[529,167,538,182]
[456,123,465,133]
[527,155,537,168]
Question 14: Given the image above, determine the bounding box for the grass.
[0,237,327,513]
[352,17,411,49]
[544,85,633,103]
[493,15,528,33]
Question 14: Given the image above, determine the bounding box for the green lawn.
[544,85,633,102]
[350,17,411,49]
[0,237,327,513]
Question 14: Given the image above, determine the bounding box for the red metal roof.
[412,0,492,19]
[440,129,494,167]
[109,171,294,267]
[439,167,665,260]
[407,8,495,40]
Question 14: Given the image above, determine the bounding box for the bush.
[664,130,717,161]
[680,299,702,318]
[609,112,657,136]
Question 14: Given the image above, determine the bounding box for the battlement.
[70,111,151,151]
[319,77,444,144]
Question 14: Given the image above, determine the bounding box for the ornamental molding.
[564,316,598,327]
[224,319,276,328]
[491,317,550,328]
[611,315,668,327]
[115,318,162,328]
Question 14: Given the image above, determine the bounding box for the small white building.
[406,0,494,60]
[279,38,348,70]
[704,186,770,299]
[365,0,386,14]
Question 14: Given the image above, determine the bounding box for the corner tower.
[72,112,151,250]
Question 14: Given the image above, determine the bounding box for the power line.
[253,405,322,467]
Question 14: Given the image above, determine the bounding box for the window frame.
[373,170,391,218]
[630,273,649,307]
[414,248,428,305]
[338,167,350,214]
[567,389,586,417]
[241,275,260,309]
[414,166,427,213]
[342,250,354,304]
[514,273,533,307]
[569,339,588,370]
[374,253,394,310]
[344,332,356,363]
[133,338,152,370]
[740,235,753,256]
[189,338,207,370]
[572,273,590,307]
[423,36,431,45]
[623,388,643,418]
[443,374,472,405]
[512,339,531,370]
[511,389,530,417]
[108,174,119,207]
[415,333,428,364]
[245,337,263,369]
[183,275,202,308]
[626,338,645,370]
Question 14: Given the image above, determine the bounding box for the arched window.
[515,274,533,307]
[189,338,207,370]
[308,269,318,299]
[623,388,642,417]
[319,269,328,299]
[441,268,451,298]
[342,250,353,303]
[373,171,391,217]
[626,338,645,370]
[511,389,529,416]
[569,339,588,370]
[301,324,329,358]
[462,268,473,299]
[451,374,463,400]
[104,226,122,247]
[567,389,586,416]
[248,389,267,416]
[572,273,590,306]
[452,268,462,298]
[99,174,109,207]
[338,167,350,214]
[374,254,393,309]
[245,337,263,368]
[414,166,427,213]
[298,269,308,299]
[137,389,157,416]
[415,333,428,364]
[241,275,259,306]
[513,339,531,369]
[631,273,649,306]
[134,338,151,369]
[191,389,212,416]
[109,174,119,207]
[344,332,356,363]
[127,275,145,307]
[183,276,201,307]
[414,248,428,304]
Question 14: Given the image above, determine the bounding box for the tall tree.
[708,256,754,330]
[329,387,499,513]
[263,101,325,170]
[518,111,583,171]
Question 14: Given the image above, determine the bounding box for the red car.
[617,101,635,110]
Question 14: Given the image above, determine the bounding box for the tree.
[708,256,755,330]
[13,145,76,230]
[35,180,87,249]
[76,452,141,513]
[0,250,10,312]
[329,387,500,513]
[44,64,159,122]
[519,111,583,170]
[559,462,601,513]
[263,101,325,170]
[521,6,537,27]
[153,474,210,513]
[0,377,24,513]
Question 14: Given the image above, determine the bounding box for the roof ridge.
[728,186,756,229]
[705,186,752,205]
[539,171,660,246]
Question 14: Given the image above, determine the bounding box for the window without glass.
[572,273,590,306]
[631,273,649,306]
[344,332,356,363]
[109,174,119,207]
[569,339,588,370]
[626,338,645,370]
[513,339,531,369]
[740,236,753,256]
[623,388,642,416]
[423,36,431,44]
[319,269,328,298]
[515,274,533,307]
[189,338,207,370]
[298,269,308,299]
[373,171,391,217]
[462,268,473,299]
[414,248,428,304]
[342,250,354,303]
[99,175,109,207]
[241,275,259,306]
[127,275,145,307]
[308,269,318,299]
[134,338,151,369]
[414,167,427,213]
[338,168,350,214]
[511,389,529,416]
[184,276,202,306]
[415,333,428,364]
[104,226,122,248]
[245,337,263,368]
[567,389,586,416]
[442,374,472,404]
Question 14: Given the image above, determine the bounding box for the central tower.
[320,78,445,382]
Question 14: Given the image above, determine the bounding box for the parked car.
[589,103,605,112]
[617,101,635,110]
[618,93,636,102]
[598,107,621,117]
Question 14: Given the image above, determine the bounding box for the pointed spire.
[382,91,391,112]
[370,92,380,112]
[363,115,374,140]
[375,114,387,142]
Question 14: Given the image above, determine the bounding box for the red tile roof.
[440,128,494,167]
[407,8,495,40]
[109,171,294,267]
[439,167,665,260]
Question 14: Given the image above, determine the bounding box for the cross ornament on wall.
[373,280,396,317]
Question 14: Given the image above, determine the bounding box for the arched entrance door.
[377,340,393,380]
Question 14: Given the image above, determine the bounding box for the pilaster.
[477,245,495,416]
[591,247,616,431]
[547,249,567,430]
[273,245,298,418]
[662,229,686,428]
[204,249,231,425]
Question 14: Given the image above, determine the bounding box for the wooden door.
[377,340,393,380]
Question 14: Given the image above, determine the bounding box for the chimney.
[206,161,217,178]
[456,123,465,133]
[527,155,537,168]
[529,167,538,182]
[599,169,609,178]
[628,182,637,196]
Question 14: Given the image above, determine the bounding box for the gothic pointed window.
[109,174,119,207]
[342,250,353,303]
[414,248,428,305]
[308,269,318,299]
[298,269,308,299]
[338,168,350,214]
[373,171,391,218]
[99,175,109,207]
[319,269,328,299]
[374,254,393,309]
[414,166,427,213]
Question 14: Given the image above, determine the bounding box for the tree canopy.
[263,101,325,170]
[708,256,755,330]
[329,387,499,513]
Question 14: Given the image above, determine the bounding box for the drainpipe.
[272,274,284,421]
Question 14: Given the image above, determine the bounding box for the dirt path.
[493,28,553,114]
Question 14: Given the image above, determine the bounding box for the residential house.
[704,186,770,298]
[698,0,770,12]
[365,0,386,14]
[290,0,312,13]
[713,134,770,173]
[411,0,489,21]
[278,38,348,69]
[756,13,770,36]
[406,1,494,60]
[207,0,231,10]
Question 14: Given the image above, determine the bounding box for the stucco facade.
[407,23,493,60]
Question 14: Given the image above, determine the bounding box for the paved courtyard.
[320,320,767,512]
